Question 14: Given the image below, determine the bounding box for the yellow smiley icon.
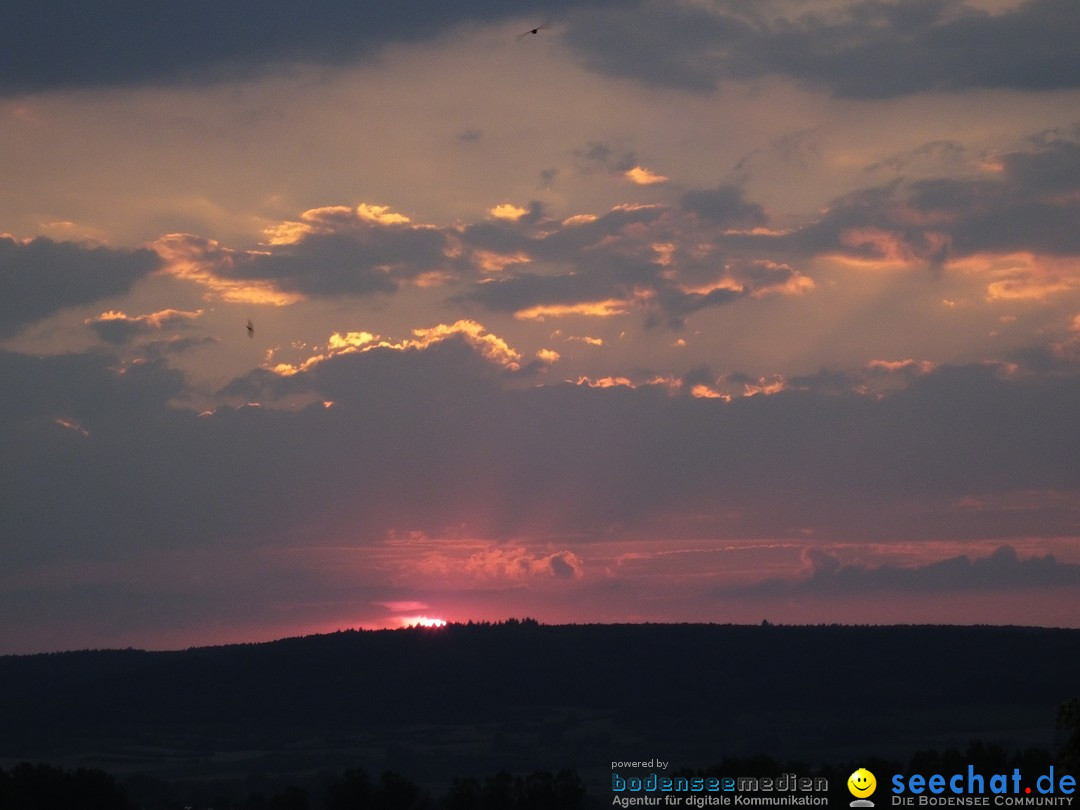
[848,768,877,798]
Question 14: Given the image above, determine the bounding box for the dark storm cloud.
[0,237,161,338]
[741,545,1080,596]
[564,0,1080,98]
[0,0,619,95]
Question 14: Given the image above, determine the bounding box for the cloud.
[741,545,1080,596]
[187,344,1080,551]
[564,0,1080,98]
[456,196,810,327]
[418,544,585,582]
[564,1,744,93]
[574,140,638,175]
[680,186,768,229]
[147,135,1079,320]
[0,0,623,95]
[729,134,1080,273]
[0,236,161,337]
[490,204,531,221]
[154,234,305,306]
[153,192,812,327]
[122,125,1080,340]
[85,308,203,345]
[4,330,1080,648]
[246,204,451,295]
[374,600,429,612]
[625,167,669,186]
[249,320,524,386]
[156,203,454,300]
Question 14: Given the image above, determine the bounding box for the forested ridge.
[2,622,1077,808]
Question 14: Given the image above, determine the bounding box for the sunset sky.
[3,0,1080,654]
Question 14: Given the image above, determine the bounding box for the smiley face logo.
[848,768,877,799]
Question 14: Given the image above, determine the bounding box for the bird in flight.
[246,319,254,338]
[517,24,547,40]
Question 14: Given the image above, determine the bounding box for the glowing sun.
[400,616,448,628]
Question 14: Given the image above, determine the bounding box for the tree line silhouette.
[0,762,587,809]
[4,730,1080,810]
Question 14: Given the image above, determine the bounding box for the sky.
[2,0,1080,654]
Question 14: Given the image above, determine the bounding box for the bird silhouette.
[246,319,254,338]
[517,24,547,40]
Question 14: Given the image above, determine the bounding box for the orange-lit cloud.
[987,275,1074,301]
[490,203,530,220]
[575,375,633,388]
[567,335,604,346]
[410,321,521,368]
[914,251,1080,312]
[329,331,379,350]
[271,320,523,376]
[472,249,531,273]
[690,384,727,400]
[742,375,786,396]
[154,234,304,306]
[86,308,203,331]
[96,308,201,327]
[356,203,411,225]
[835,227,918,268]
[625,166,669,185]
[263,205,358,245]
[514,300,632,320]
[562,213,598,226]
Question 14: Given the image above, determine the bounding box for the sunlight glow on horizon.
[399,616,448,628]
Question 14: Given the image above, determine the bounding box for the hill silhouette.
[0,621,1075,793]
